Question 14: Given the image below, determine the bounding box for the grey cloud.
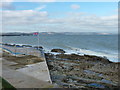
[0,2,15,10]
[2,10,118,33]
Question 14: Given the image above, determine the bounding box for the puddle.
[88,83,105,88]
[84,70,103,77]
[101,79,113,84]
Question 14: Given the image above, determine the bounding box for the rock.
[56,54,111,64]
[45,53,54,59]
[62,78,69,83]
[45,52,119,89]
[22,45,32,47]
[3,43,9,45]
[56,54,84,60]
[87,83,105,88]
[51,49,65,53]
[16,45,23,47]
[34,46,43,49]
[48,65,54,70]
[4,43,16,47]
[84,54,111,63]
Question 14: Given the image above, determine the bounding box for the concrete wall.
[3,45,44,58]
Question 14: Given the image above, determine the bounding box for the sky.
[0,1,118,33]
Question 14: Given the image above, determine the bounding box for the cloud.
[1,0,55,2]
[18,0,56,2]
[0,0,15,10]
[71,4,80,10]
[1,0,14,2]
[2,10,48,25]
[101,15,118,20]
[1,3,15,10]
[35,5,46,11]
[2,9,117,33]
[1,0,117,2]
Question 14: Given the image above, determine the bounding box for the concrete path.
[1,45,54,88]
[2,59,53,88]
[17,61,52,83]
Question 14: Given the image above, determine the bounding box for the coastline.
[45,52,119,89]
[1,43,119,89]
[1,42,119,63]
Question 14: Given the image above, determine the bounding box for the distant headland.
[0,32,117,36]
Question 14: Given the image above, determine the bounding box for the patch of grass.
[0,77,16,90]
[3,51,44,65]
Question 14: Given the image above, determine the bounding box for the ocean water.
[2,34,118,62]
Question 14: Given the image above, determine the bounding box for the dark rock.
[16,45,23,47]
[45,53,54,59]
[51,49,65,53]
[4,43,16,47]
[45,52,119,89]
[56,54,84,60]
[3,43,9,46]
[48,65,54,70]
[62,78,69,83]
[22,45,32,47]
[84,54,111,63]
[34,46,43,49]
[77,80,86,83]
[56,54,111,64]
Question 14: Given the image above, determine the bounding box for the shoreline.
[1,43,119,63]
[1,43,119,89]
[45,52,119,89]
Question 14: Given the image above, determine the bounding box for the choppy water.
[2,34,118,62]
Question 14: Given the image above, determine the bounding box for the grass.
[0,77,16,90]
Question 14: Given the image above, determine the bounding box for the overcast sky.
[0,0,118,33]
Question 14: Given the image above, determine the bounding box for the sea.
[2,34,119,62]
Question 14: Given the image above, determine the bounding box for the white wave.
[3,43,43,47]
[4,43,28,46]
[39,46,119,62]
[66,47,119,62]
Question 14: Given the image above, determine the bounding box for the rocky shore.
[1,43,119,89]
[45,49,119,89]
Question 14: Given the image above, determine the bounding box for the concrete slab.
[17,61,52,83]
[2,60,53,88]
[1,45,53,88]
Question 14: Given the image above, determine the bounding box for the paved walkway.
[2,61,53,88]
[17,61,52,82]
[1,45,53,88]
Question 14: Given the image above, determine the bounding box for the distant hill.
[0,32,33,36]
[0,32,116,36]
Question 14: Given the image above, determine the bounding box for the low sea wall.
[1,44,44,58]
